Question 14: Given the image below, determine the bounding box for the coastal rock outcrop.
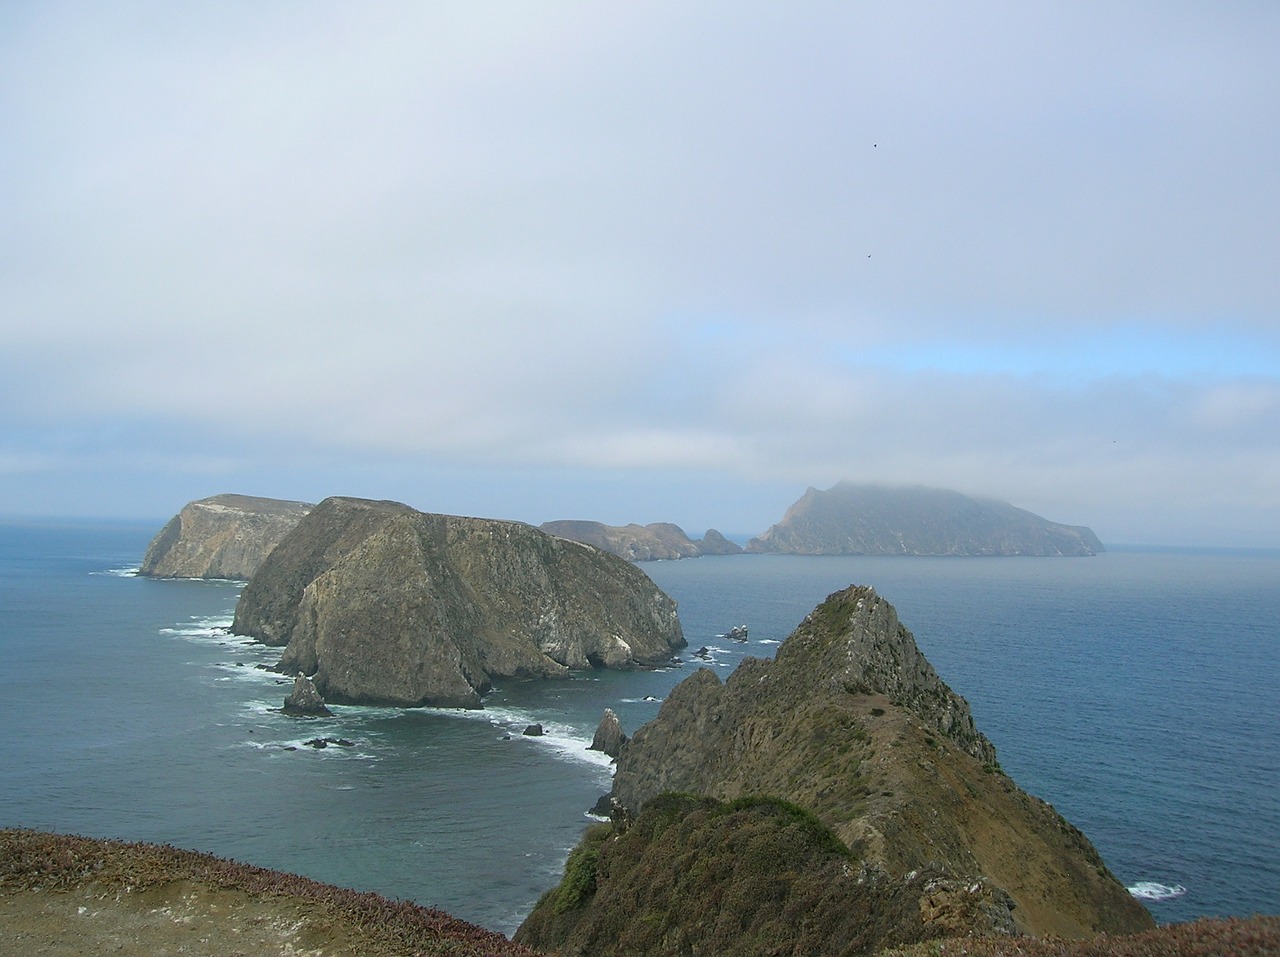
[282,673,331,717]
[588,708,627,758]
[140,494,313,579]
[231,497,685,708]
[747,483,1103,556]
[518,585,1152,954]
[540,520,744,561]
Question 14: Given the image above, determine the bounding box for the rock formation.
[140,494,313,579]
[231,497,685,709]
[282,673,331,717]
[540,520,744,561]
[518,585,1152,954]
[588,708,627,758]
[747,483,1103,556]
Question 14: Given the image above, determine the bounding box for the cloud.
[1,2,1277,544]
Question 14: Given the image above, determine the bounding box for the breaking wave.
[1127,881,1187,902]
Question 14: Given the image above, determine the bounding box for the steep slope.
[139,494,312,579]
[232,497,685,708]
[748,483,1103,556]
[541,520,744,561]
[519,585,1151,954]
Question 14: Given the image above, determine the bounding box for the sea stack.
[589,708,627,758]
[282,673,331,717]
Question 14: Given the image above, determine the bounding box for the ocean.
[1,519,1277,935]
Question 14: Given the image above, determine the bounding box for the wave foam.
[1127,881,1187,901]
[449,705,615,774]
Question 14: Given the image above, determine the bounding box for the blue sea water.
[1,519,1277,935]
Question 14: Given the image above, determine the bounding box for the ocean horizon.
[1,518,1276,935]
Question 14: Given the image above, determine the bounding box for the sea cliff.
[139,494,312,579]
[231,497,685,708]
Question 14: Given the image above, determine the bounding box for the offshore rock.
[589,708,627,758]
[231,497,685,709]
[140,494,313,579]
[282,673,331,717]
[520,585,1152,954]
[747,483,1103,556]
[540,520,743,561]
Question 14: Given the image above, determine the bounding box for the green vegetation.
[547,823,610,914]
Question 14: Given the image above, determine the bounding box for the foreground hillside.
[518,585,1153,955]
[0,829,534,957]
[4,830,1274,957]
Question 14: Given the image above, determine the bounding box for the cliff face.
[231,497,685,708]
[540,520,744,561]
[748,483,1103,556]
[520,586,1151,953]
[139,494,313,579]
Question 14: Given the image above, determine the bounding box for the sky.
[2,2,1278,547]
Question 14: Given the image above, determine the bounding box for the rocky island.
[517,585,1151,955]
[748,483,1104,556]
[231,497,685,708]
[139,493,313,579]
[540,520,743,561]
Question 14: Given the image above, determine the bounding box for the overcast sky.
[2,2,1277,546]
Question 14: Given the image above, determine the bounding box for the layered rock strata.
[140,494,313,579]
[232,497,685,708]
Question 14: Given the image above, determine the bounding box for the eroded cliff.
[231,497,685,708]
[140,494,313,579]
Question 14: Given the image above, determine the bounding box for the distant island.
[139,493,312,579]
[540,520,743,561]
[747,483,1103,556]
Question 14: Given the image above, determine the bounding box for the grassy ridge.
[0,828,536,957]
